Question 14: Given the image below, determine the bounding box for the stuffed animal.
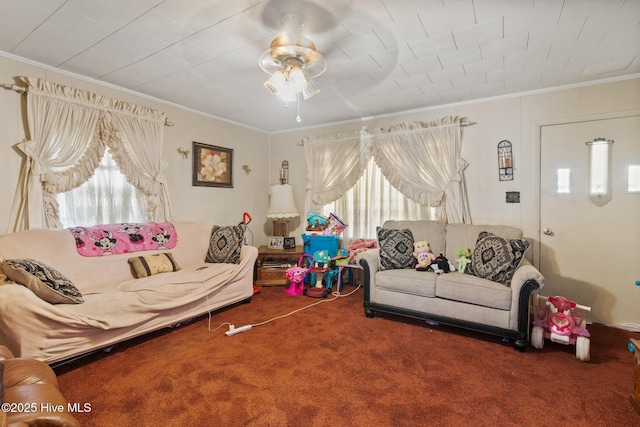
[413,240,435,271]
[430,254,456,275]
[455,246,472,273]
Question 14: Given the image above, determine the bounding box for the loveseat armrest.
[358,249,380,306]
[357,249,380,279]
[509,258,545,335]
[511,258,545,291]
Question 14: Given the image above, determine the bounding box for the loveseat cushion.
[1,259,84,304]
[377,227,415,271]
[375,269,437,297]
[435,273,512,311]
[466,231,530,286]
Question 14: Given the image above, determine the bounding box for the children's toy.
[284,254,314,296]
[455,246,472,273]
[430,254,456,275]
[305,250,332,298]
[323,213,347,235]
[531,294,591,361]
[413,241,435,271]
[306,211,328,232]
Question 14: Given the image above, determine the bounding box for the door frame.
[532,109,640,269]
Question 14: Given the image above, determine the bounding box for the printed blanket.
[69,222,178,257]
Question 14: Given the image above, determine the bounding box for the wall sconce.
[279,160,289,184]
[177,147,191,158]
[498,140,513,181]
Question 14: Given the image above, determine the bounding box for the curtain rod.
[2,82,174,127]
[298,120,477,145]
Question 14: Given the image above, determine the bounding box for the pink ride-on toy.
[285,254,314,296]
[531,294,591,361]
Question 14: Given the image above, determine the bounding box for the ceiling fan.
[258,0,339,120]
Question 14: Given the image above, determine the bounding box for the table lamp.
[266,184,299,237]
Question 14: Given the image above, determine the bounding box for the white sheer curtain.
[323,158,435,241]
[57,148,147,227]
[10,77,172,231]
[303,116,472,239]
[371,116,472,224]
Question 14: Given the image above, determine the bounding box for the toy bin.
[302,234,340,258]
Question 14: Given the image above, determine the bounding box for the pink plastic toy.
[531,294,591,361]
[285,254,314,296]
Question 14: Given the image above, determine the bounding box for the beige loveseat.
[358,220,545,350]
[0,221,257,365]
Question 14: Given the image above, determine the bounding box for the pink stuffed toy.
[412,240,435,271]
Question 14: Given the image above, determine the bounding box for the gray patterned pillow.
[205,225,245,264]
[466,231,530,286]
[2,258,84,304]
[377,227,415,271]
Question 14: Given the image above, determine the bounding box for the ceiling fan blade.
[260,0,341,35]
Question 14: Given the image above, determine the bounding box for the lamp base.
[272,220,290,237]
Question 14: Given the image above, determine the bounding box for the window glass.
[57,148,147,227]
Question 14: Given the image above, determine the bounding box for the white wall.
[269,78,640,266]
[0,55,271,237]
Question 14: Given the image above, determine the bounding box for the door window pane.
[557,168,571,194]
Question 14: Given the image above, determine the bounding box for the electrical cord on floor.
[210,283,362,335]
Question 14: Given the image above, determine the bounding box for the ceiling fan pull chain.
[296,92,301,123]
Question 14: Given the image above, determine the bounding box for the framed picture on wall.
[192,142,233,188]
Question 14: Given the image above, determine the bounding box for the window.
[556,168,571,194]
[320,158,435,240]
[57,148,147,227]
[628,165,640,193]
[587,138,613,206]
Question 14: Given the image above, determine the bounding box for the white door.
[540,115,640,328]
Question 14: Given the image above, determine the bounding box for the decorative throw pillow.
[1,258,84,304]
[205,225,245,264]
[128,252,181,278]
[466,231,530,286]
[377,227,415,271]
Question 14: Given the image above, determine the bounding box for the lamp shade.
[266,184,299,219]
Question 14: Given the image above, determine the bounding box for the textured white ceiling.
[1,0,638,133]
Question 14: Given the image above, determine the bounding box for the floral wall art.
[192,142,233,188]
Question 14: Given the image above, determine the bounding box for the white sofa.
[358,220,545,350]
[0,221,257,365]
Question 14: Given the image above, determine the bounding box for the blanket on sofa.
[69,222,177,256]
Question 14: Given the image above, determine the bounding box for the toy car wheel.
[576,336,590,362]
[531,325,545,349]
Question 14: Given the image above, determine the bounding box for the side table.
[255,245,304,287]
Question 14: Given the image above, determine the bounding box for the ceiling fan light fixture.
[259,33,326,105]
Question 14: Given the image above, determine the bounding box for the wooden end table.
[255,245,304,287]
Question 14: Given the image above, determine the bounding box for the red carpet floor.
[56,285,640,426]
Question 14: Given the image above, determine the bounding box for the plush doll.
[413,241,436,271]
[455,246,472,274]
[430,254,456,275]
